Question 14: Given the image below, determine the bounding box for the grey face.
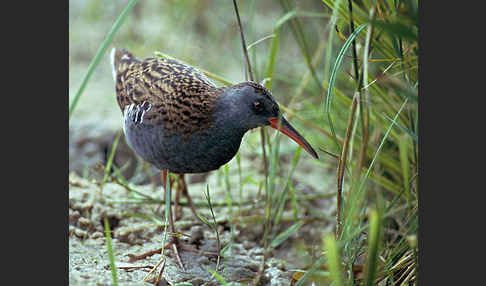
[217,83,281,131]
[214,82,319,159]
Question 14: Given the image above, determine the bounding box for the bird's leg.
[158,170,176,214]
[126,172,218,268]
[161,170,176,191]
[166,174,219,257]
[163,171,185,270]
[126,171,185,270]
[174,176,182,220]
[177,174,199,221]
[176,174,220,256]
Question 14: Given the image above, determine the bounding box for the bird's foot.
[126,236,186,270]
[126,236,219,270]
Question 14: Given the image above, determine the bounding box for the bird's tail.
[110,48,139,82]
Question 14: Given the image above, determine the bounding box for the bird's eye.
[253,101,264,112]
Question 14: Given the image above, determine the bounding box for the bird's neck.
[212,88,248,132]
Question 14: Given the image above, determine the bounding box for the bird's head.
[216,82,319,159]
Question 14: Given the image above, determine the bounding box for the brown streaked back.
[111,48,224,136]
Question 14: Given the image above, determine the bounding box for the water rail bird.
[111,47,318,269]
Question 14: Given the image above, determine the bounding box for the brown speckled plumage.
[111,48,318,174]
[112,48,223,136]
[110,48,318,271]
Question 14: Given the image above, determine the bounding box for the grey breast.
[123,103,245,174]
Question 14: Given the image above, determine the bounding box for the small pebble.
[242,240,256,250]
[190,278,205,286]
[69,209,81,225]
[90,232,104,239]
[74,228,87,238]
[247,262,260,272]
[78,217,92,228]
[197,256,210,265]
[188,225,204,245]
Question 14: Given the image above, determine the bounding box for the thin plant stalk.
[262,120,282,251]
[202,185,222,282]
[341,98,410,245]
[232,0,269,195]
[263,28,280,91]
[356,7,376,177]
[144,171,172,281]
[358,98,409,192]
[102,131,122,185]
[272,147,302,228]
[347,0,362,89]
[104,217,118,286]
[336,92,359,237]
[254,120,282,286]
[233,0,254,81]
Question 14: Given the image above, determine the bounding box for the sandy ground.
[69,123,336,285]
[69,166,335,285]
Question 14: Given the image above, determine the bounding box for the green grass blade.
[262,119,282,251]
[202,184,222,279]
[104,217,118,286]
[103,131,122,184]
[263,28,280,90]
[272,188,288,229]
[274,10,330,30]
[196,213,212,227]
[220,241,233,256]
[270,221,304,249]
[294,255,327,286]
[69,0,138,120]
[203,265,228,285]
[383,113,417,142]
[323,234,344,286]
[289,182,298,220]
[247,34,276,51]
[325,23,368,152]
[267,121,282,202]
[364,209,383,286]
[236,152,242,214]
[398,134,410,203]
[272,146,301,228]
[370,19,418,42]
[359,98,409,190]
[223,164,235,254]
[341,98,409,245]
[325,22,368,108]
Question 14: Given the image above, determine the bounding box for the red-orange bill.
[268,117,319,159]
